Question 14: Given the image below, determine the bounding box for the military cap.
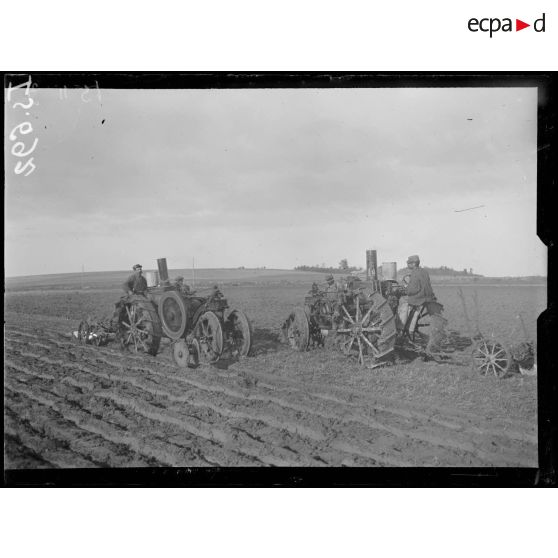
[175,276,184,282]
[325,274,334,282]
[133,264,143,270]
[407,255,420,264]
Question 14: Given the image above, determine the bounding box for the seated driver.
[122,264,148,296]
[405,254,438,309]
[174,276,191,295]
[404,254,443,335]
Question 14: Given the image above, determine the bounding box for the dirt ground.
[4,281,542,469]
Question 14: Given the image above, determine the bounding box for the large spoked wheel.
[471,338,511,378]
[335,291,396,367]
[117,299,162,356]
[193,311,223,364]
[282,307,310,351]
[225,309,253,357]
[77,320,90,345]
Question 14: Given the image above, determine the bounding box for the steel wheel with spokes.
[117,299,162,356]
[471,338,511,378]
[335,290,396,366]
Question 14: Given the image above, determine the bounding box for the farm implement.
[75,258,253,368]
[457,288,536,378]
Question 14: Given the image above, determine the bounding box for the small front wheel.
[471,338,511,378]
[172,339,190,368]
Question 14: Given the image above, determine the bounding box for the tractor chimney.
[366,250,378,281]
[157,258,170,285]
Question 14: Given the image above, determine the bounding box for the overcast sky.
[5,86,544,277]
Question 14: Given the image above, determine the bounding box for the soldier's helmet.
[407,255,420,265]
[325,274,334,284]
[175,276,184,283]
[133,264,143,271]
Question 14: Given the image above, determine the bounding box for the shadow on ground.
[250,328,286,356]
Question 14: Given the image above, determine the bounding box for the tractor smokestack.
[366,250,378,281]
[157,258,170,285]
[382,262,397,281]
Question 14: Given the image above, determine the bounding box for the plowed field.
[4,278,543,469]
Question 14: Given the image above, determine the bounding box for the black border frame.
[3,72,556,487]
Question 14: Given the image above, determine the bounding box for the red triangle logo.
[516,19,530,31]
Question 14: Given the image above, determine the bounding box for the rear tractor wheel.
[335,291,396,367]
[282,307,310,351]
[117,299,162,356]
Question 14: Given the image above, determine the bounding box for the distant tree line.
[294,259,360,274]
[420,266,481,277]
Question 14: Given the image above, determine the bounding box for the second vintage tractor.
[77,258,252,368]
[281,250,447,368]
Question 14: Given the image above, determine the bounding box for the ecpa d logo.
[468,13,546,37]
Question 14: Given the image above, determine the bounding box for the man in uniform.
[324,274,337,293]
[323,274,345,330]
[404,254,444,350]
[405,255,437,309]
[122,264,148,296]
[174,276,191,295]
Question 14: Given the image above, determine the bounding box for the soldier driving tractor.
[282,251,447,367]
[76,258,253,367]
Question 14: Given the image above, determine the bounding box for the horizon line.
[4,267,548,281]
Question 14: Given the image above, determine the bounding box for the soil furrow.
[5,378,203,467]
[239,368,537,434]
[4,407,99,468]
[6,348,533,466]
[5,386,160,467]
[105,364,532,466]
[5,371,260,467]
[4,308,538,469]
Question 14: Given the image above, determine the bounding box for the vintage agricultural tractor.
[281,251,447,368]
[76,258,252,368]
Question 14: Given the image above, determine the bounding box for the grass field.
[4,269,545,469]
